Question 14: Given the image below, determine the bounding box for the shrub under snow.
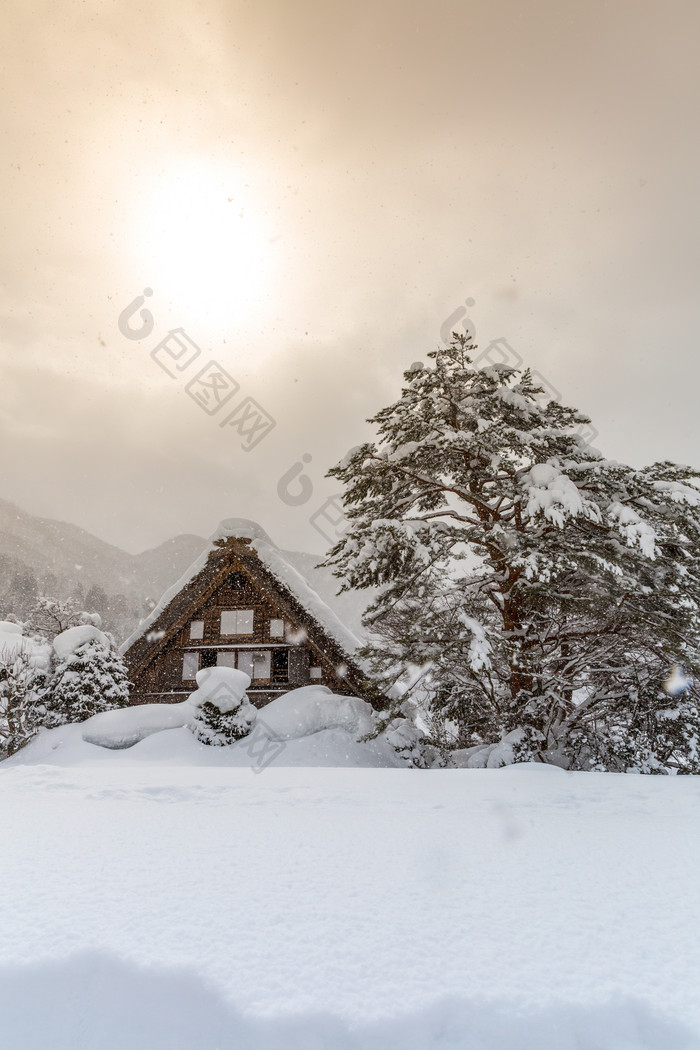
[0,621,51,756]
[188,667,257,746]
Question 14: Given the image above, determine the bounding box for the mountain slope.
[0,499,136,593]
[0,500,370,642]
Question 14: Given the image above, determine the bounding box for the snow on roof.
[213,518,275,545]
[251,536,362,658]
[120,518,362,662]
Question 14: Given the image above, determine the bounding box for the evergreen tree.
[46,629,130,725]
[323,335,700,772]
[7,570,38,619]
[70,581,85,607]
[85,584,109,619]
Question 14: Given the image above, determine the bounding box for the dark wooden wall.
[129,565,353,707]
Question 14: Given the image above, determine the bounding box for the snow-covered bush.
[0,621,51,756]
[324,334,700,773]
[374,700,443,768]
[42,625,130,727]
[380,715,440,768]
[188,667,257,746]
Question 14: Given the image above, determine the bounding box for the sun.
[134,160,275,332]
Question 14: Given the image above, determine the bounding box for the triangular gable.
[123,529,370,699]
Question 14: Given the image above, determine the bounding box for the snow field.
[0,760,699,1048]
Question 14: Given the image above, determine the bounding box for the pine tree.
[84,584,109,619]
[7,570,39,619]
[46,630,130,725]
[323,335,700,772]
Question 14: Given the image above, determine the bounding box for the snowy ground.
[1,743,699,1048]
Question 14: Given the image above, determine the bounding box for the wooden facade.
[123,535,370,708]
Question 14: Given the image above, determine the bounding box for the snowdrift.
[9,685,401,768]
[0,763,698,1049]
[0,952,694,1050]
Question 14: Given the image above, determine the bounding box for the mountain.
[0,498,137,593]
[0,497,207,597]
[0,499,370,642]
[131,534,211,600]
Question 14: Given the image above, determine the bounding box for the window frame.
[220,609,254,636]
[182,651,200,681]
[237,649,271,681]
[216,651,237,669]
[269,618,285,639]
[252,650,271,680]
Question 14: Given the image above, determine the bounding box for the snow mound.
[212,518,275,546]
[257,686,376,740]
[0,621,51,671]
[190,666,252,713]
[53,624,111,661]
[450,729,530,769]
[9,685,390,766]
[81,701,193,750]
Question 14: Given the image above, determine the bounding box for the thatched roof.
[122,519,370,697]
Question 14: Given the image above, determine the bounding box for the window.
[216,651,237,668]
[253,651,271,679]
[269,618,284,638]
[220,609,254,635]
[237,650,271,680]
[309,666,323,679]
[182,652,199,680]
[272,649,288,680]
[189,620,204,640]
[237,651,253,678]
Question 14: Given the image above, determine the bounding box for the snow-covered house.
[121,520,372,708]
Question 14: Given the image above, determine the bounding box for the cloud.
[1,0,699,550]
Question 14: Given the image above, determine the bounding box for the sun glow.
[134,161,276,332]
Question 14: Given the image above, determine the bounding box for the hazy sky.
[2,0,699,554]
